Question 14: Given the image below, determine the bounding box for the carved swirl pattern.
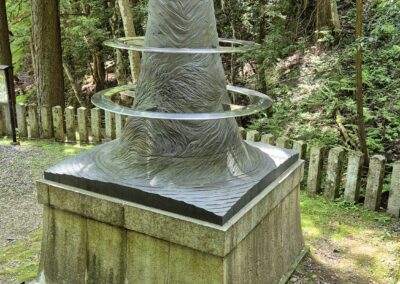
[92,0,270,188]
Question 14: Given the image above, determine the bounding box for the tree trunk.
[93,52,106,91]
[316,0,340,31]
[63,63,83,106]
[31,0,65,108]
[118,0,141,82]
[110,0,127,85]
[0,0,12,65]
[257,0,266,44]
[355,0,369,164]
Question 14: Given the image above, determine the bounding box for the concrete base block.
[35,161,305,284]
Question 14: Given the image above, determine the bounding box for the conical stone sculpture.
[45,0,298,224]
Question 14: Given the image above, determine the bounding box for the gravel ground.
[0,141,89,249]
[0,144,44,249]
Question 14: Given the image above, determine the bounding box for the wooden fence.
[242,129,400,219]
[0,104,127,143]
[0,104,399,218]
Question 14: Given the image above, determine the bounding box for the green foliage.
[61,0,113,85]
[6,0,32,73]
[245,0,400,160]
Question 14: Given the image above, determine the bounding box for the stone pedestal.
[35,160,305,284]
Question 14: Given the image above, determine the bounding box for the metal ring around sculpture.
[104,37,261,54]
[91,85,272,121]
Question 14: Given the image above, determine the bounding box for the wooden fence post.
[27,104,39,139]
[52,106,64,142]
[293,140,307,160]
[246,130,260,142]
[387,162,400,217]
[105,111,115,140]
[276,136,290,149]
[307,145,325,195]
[261,134,275,145]
[0,106,5,135]
[65,106,76,142]
[364,155,386,211]
[115,114,125,139]
[77,107,88,143]
[91,108,102,144]
[344,152,364,203]
[325,147,345,200]
[16,103,27,138]
[1,104,12,135]
[40,106,53,138]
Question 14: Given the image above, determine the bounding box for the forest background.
[1,0,399,164]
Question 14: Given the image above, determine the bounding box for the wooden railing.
[0,104,399,218]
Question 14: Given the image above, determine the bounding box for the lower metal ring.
[91,85,272,120]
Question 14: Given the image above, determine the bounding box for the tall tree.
[316,0,340,33]
[0,0,12,65]
[355,0,369,163]
[118,0,141,82]
[31,0,65,108]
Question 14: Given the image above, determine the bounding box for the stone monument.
[35,0,306,283]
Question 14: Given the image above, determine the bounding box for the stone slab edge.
[278,246,310,284]
[37,160,304,257]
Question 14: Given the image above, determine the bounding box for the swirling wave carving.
[91,0,271,188]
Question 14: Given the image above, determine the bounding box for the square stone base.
[35,160,305,284]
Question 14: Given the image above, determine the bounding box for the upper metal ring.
[104,37,261,54]
[91,85,272,120]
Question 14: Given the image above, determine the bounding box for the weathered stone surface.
[104,111,115,140]
[36,160,305,283]
[246,130,260,142]
[293,140,307,160]
[364,155,386,211]
[307,145,325,195]
[39,207,87,283]
[261,133,275,145]
[77,107,88,143]
[325,147,345,200]
[40,106,53,138]
[168,242,223,283]
[43,180,124,227]
[0,106,7,135]
[38,162,304,284]
[224,187,304,284]
[16,103,27,137]
[344,152,364,203]
[39,160,303,258]
[126,231,170,283]
[52,106,64,142]
[276,136,290,149]
[87,219,125,283]
[65,106,76,142]
[387,162,400,217]
[115,113,124,139]
[90,108,102,143]
[36,181,49,205]
[0,104,12,135]
[27,104,39,138]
